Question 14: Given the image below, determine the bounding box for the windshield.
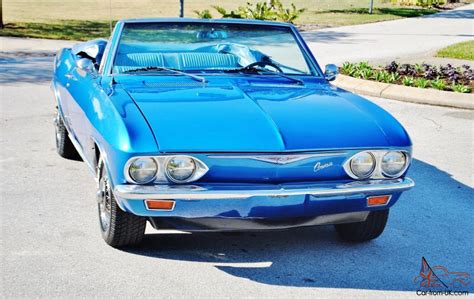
[113,22,316,76]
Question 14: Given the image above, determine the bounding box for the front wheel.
[335,209,389,242]
[97,159,146,247]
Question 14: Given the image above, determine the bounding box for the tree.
[369,0,374,14]
[1,0,3,29]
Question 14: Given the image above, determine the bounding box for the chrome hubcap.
[98,174,112,232]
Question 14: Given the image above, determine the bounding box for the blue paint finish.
[52,18,413,224]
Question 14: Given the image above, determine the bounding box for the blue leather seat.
[179,52,240,70]
[114,53,165,72]
[114,52,240,72]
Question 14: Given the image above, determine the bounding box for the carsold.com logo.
[414,257,471,296]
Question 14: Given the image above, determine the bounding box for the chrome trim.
[207,152,347,165]
[164,155,197,184]
[381,151,410,178]
[126,157,159,184]
[104,21,124,76]
[343,150,411,180]
[324,64,338,81]
[114,177,415,200]
[348,152,376,180]
[123,155,209,184]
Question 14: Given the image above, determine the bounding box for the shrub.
[414,78,430,88]
[194,9,213,19]
[275,3,306,24]
[451,83,472,93]
[356,61,373,71]
[423,64,439,80]
[431,78,447,90]
[343,61,472,93]
[385,61,399,73]
[402,76,415,86]
[212,5,246,18]
[359,69,374,80]
[245,1,278,20]
[414,63,424,74]
[391,0,446,7]
[389,72,401,82]
[212,1,306,23]
[340,62,357,76]
[374,70,387,82]
[439,64,462,83]
[462,65,474,80]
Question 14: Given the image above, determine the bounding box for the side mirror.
[324,64,338,81]
[76,58,98,78]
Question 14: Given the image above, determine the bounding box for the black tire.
[335,209,389,242]
[54,110,82,161]
[97,159,146,247]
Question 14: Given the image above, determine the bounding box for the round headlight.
[350,152,376,179]
[381,151,407,177]
[166,156,196,183]
[128,157,158,184]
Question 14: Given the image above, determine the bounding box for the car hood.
[118,77,410,152]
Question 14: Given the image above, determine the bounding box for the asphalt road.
[1,13,474,298]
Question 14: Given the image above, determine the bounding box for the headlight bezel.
[348,152,376,179]
[344,150,410,180]
[127,157,159,184]
[381,151,408,178]
[164,155,197,183]
[124,155,209,185]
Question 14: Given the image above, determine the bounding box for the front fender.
[90,87,159,185]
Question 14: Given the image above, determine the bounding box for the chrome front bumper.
[114,178,415,200]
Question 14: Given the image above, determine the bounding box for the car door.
[64,57,103,165]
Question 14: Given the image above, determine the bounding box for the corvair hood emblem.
[313,161,333,172]
[209,152,345,165]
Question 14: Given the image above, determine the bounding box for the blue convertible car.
[52,18,414,247]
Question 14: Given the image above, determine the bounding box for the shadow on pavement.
[300,31,353,43]
[0,55,54,84]
[124,159,474,291]
[423,8,474,19]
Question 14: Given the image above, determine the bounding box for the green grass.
[299,7,438,27]
[0,0,442,40]
[0,21,112,41]
[1,0,398,22]
[436,40,474,61]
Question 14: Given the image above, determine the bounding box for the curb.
[332,75,474,110]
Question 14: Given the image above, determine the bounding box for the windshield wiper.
[122,66,207,83]
[225,65,304,86]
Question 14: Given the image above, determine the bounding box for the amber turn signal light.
[145,200,175,211]
[367,195,391,206]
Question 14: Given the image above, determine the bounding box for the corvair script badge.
[313,162,333,172]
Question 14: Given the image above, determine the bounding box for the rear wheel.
[97,159,146,247]
[335,209,389,242]
[54,108,81,160]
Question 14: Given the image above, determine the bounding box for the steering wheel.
[243,61,283,73]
